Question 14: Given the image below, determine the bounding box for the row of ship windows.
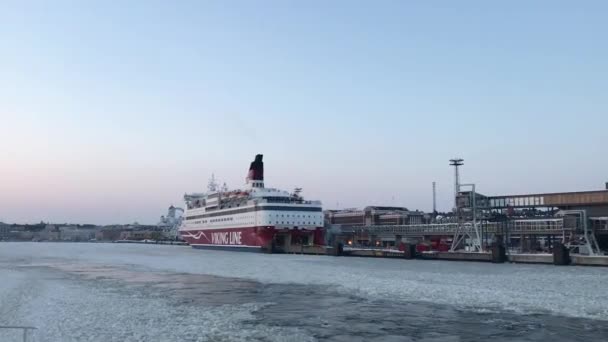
[192,219,232,224]
[191,214,319,223]
[186,207,322,220]
[211,217,233,223]
[191,219,236,224]
[269,214,317,218]
[190,214,321,225]
[197,216,255,224]
[191,220,320,225]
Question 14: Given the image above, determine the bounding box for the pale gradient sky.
[1,1,607,224]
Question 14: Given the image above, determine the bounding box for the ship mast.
[208,174,218,192]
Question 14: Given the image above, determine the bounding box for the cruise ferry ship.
[179,155,324,252]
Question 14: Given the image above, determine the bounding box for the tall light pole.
[432,182,437,213]
[449,158,464,211]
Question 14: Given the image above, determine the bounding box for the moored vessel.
[179,155,324,252]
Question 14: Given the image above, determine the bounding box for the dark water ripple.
[2,254,607,341]
[46,264,608,342]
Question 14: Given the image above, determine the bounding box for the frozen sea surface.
[0,242,607,342]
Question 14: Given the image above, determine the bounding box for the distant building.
[3,224,27,240]
[16,230,34,240]
[0,222,9,240]
[157,205,184,240]
[96,227,122,241]
[158,205,184,226]
[36,224,58,241]
[119,229,163,241]
[95,223,166,241]
[57,226,97,241]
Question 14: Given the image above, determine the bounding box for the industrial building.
[325,206,426,226]
[325,206,428,248]
[454,185,608,253]
[326,157,608,255]
[459,187,608,217]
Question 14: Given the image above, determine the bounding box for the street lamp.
[449,158,464,210]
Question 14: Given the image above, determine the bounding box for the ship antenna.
[208,173,218,192]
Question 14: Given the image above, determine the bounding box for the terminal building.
[455,185,608,252]
[459,185,608,218]
[324,206,428,247]
[325,184,608,254]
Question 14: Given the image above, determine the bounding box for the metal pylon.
[560,210,601,256]
[450,222,483,252]
[450,183,484,252]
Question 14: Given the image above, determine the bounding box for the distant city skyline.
[1,1,607,224]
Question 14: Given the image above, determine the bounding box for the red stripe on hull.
[180,226,325,248]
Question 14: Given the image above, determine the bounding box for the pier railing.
[352,218,578,237]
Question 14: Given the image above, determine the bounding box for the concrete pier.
[284,244,327,255]
[507,253,553,264]
[571,255,608,266]
[342,248,406,258]
[328,244,608,267]
[419,251,493,262]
